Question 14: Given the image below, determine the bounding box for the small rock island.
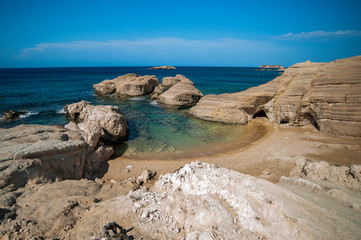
[149,66,176,70]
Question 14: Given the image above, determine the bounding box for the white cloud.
[13,37,275,60]
[276,30,361,40]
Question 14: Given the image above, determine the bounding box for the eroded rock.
[158,76,203,107]
[0,125,88,189]
[93,73,159,97]
[65,100,128,147]
[189,56,361,137]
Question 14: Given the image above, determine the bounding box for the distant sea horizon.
[0,66,281,157]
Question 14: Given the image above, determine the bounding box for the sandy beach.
[103,118,361,184]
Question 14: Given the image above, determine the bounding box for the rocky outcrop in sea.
[157,75,203,107]
[189,56,361,137]
[93,73,159,97]
[149,66,176,70]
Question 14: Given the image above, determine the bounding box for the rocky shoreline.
[1,56,361,239]
[189,56,361,137]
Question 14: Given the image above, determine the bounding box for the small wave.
[150,100,161,107]
[57,109,66,114]
[129,97,145,101]
[19,111,39,118]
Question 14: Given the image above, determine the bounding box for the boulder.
[66,100,128,146]
[93,73,159,97]
[189,56,361,137]
[158,76,203,107]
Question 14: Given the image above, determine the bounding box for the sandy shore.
[103,118,361,184]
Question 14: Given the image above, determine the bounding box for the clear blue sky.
[1,0,361,68]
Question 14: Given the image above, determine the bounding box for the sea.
[0,67,281,158]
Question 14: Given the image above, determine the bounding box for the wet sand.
[102,118,361,184]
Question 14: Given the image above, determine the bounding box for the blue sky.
[1,0,361,68]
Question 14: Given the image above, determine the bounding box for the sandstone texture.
[0,125,88,191]
[189,56,361,137]
[93,73,159,97]
[158,75,203,107]
[149,66,176,70]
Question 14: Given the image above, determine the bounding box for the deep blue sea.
[0,67,281,157]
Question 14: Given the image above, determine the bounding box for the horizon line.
[0,65,288,70]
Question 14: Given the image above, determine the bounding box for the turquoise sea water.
[0,67,281,157]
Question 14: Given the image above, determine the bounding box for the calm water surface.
[0,67,281,157]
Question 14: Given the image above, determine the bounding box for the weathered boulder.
[93,73,159,97]
[189,56,361,137]
[158,76,203,107]
[66,101,128,146]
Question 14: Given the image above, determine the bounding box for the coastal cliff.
[189,56,361,137]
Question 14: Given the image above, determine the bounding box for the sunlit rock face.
[189,56,361,137]
[93,73,159,97]
[158,75,203,107]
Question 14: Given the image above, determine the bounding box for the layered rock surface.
[0,101,128,192]
[158,75,203,107]
[0,125,88,190]
[93,73,159,97]
[189,56,361,137]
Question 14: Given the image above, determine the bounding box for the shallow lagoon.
[0,67,280,156]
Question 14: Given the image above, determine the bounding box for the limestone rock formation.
[0,125,88,190]
[189,56,361,137]
[158,75,203,107]
[149,66,176,70]
[93,73,159,97]
[0,101,128,192]
[65,100,128,146]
